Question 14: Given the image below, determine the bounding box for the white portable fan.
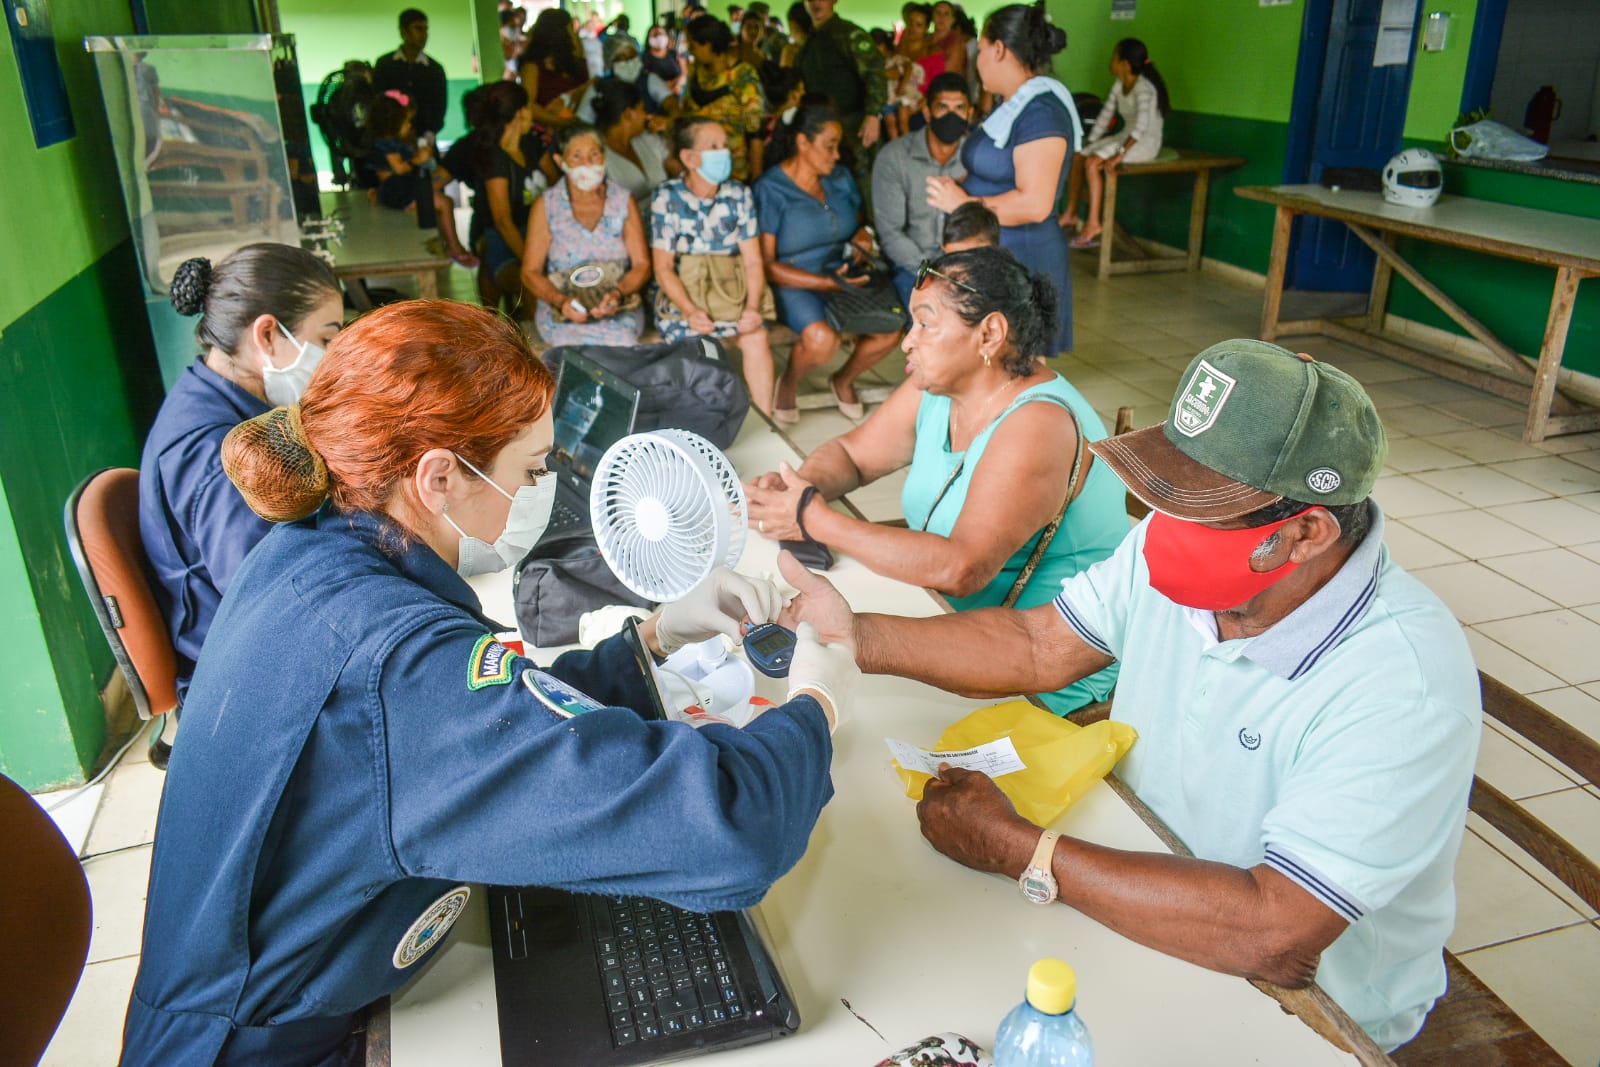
[590,428,748,602]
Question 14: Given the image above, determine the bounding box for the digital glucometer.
[742,623,797,678]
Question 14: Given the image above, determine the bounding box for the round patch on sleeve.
[393,885,472,969]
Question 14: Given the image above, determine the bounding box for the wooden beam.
[1367,231,1398,333]
[1261,206,1294,341]
[1187,168,1211,272]
[1099,165,1119,279]
[1343,223,1533,381]
[1524,266,1583,442]
[1317,321,1546,408]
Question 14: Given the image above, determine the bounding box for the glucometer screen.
[750,630,792,656]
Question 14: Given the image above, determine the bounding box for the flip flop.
[830,377,866,420]
[1069,234,1101,250]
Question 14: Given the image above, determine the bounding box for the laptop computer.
[487,619,802,1065]
[543,351,642,540]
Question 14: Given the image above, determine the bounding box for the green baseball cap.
[1088,339,1387,521]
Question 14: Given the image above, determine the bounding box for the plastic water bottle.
[992,959,1094,1067]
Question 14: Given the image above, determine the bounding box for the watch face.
[1020,868,1055,905]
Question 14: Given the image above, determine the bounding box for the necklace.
[949,371,1025,448]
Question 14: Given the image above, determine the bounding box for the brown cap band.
[1088,424,1282,522]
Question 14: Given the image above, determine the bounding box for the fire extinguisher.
[1524,85,1563,145]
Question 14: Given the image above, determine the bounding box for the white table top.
[393,413,1358,1066]
[1236,184,1600,272]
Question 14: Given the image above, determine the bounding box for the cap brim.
[1088,423,1282,522]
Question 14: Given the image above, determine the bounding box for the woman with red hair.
[121,300,853,1065]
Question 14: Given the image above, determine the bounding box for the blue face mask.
[696,148,733,185]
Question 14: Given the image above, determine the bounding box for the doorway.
[1282,0,1425,294]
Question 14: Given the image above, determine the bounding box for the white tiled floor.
[40,258,1600,1065]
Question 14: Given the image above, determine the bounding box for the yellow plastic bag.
[893,699,1137,826]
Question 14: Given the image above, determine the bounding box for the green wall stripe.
[0,240,163,790]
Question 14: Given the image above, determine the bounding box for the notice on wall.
[1110,0,1136,19]
[1373,0,1418,66]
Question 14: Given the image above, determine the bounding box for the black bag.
[546,337,749,450]
[821,274,907,336]
[513,533,654,648]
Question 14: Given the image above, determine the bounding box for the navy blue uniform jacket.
[121,509,834,1065]
[138,361,272,698]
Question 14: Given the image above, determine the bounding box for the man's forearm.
[983,826,1338,988]
[854,606,1081,695]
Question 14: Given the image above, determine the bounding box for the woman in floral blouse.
[651,116,775,414]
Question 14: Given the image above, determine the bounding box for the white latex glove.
[785,622,858,734]
[655,567,784,654]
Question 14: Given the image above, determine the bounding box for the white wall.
[1490,0,1599,143]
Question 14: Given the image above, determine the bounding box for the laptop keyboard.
[592,895,746,1047]
[548,496,585,532]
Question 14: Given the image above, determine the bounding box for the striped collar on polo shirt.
[1219,501,1386,682]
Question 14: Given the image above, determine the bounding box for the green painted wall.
[1,0,166,788]
[1052,0,1600,379]
[281,0,495,172]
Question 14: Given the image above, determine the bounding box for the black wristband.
[796,485,822,545]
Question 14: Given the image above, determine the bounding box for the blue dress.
[961,92,1076,352]
[753,164,861,332]
[901,375,1124,713]
[122,508,834,1063]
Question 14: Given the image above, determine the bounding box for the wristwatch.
[1018,830,1060,905]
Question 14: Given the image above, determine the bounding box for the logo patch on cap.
[393,885,471,969]
[1306,467,1342,494]
[1173,360,1236,438]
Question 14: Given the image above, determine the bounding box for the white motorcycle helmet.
[1382,148,1443,207]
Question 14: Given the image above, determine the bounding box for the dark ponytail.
[171,244,339,359]
[982,1,1065,74]
[926,247,1058,372]
[764,98,839,169]
[1115,37,1170,118]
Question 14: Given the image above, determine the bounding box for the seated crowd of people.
[117,2,1483,1062]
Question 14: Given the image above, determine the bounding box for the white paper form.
[885,736,1027,778]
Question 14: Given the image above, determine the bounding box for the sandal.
[1069,233,1101,250]
[830,376,866,420]
[771,385,800,425]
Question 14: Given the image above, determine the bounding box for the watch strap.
[1029,830,1060,873]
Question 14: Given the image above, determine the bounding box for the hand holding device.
[655,566,784,653]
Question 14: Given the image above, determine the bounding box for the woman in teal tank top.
[746,247,1127,714]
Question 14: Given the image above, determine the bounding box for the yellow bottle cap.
[1026,958,1076,1015]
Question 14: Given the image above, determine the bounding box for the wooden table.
[318,190,450,309]
[1236,184,1600,443]
[376,413,1384,1067]
[1095,149,1245,279]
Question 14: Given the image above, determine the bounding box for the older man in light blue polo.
[781,339,1481,1051]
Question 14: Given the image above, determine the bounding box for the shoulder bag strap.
[1002,394,1089,609]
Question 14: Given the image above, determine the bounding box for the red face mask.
[1142,508,1312,611]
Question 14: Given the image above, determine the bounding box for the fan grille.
[590,430,748,602]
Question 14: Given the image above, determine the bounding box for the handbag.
[548,260,641,320]
[654,254,776,330]
[821,272,907,336]
[513,532,654,647]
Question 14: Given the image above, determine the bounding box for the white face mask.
[442,454,557,578]
[564,162,607,192]
[613,57,644,82]
[262,322,325,406]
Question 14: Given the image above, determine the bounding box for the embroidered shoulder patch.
[468,634,517,690]
[393,885,471,969]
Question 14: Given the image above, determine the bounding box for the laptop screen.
[550,353,641,494]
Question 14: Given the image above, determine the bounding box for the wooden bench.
[1096,149,1246,280]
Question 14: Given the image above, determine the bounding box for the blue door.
[1284,0,1424,292]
